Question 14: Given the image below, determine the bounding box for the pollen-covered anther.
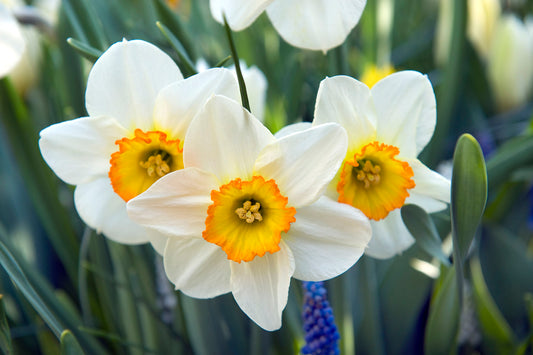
[355,160,381,189]
[235,200,263,223]
[139,152,171,177]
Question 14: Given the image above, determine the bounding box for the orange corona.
[203,176,296,263]
[337,141,415,221]
[109,129,183,202]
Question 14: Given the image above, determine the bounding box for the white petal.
[313,76,377,151]
[74,178,153,244]
[148,233,168,255]
[0,4,25,78]
[86,39,183,131]
[164,238,231,298]
[365,210,415,259]
[284,197,370,281]
[127,168,218,238]
[274,122,311,139]
[230,242,294,331]
[39,116,128,185]
[266,0,366,51]
[210,0,274,31]
[372,71,436,157]
[153,68,240,140]
[405,158,450,213]
[254,123,347,207]
[184,95,275,183]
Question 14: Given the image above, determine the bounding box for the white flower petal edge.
[210,0,274,31]
[266,0,366,52]
[285,197,371,281]
[274,122,311,139]
[127,168,218,238]
[153,68,240,140]
[74,178,153,244]
[313,76,376,151]
[230,241,294,331]
[0,4,25,78]
[39,116,128,185]
[405,158,451,213]
[184,95,275,184]
[372,71,436,158]
[85,39,183,132]
[254,123,347,208]
[365,209,414,259]
[164,238,231,299]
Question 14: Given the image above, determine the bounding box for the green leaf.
[401,204,450,266]
[0,240,64,337]
[66,38,102,62]
[62,0,108,50]
[60,330,85,355]
[0,295,13,355]
[154,0,195,58]
[486,135,533,189]
[470,257,515,354]
[424,266,460,355]
[156,22,197,77]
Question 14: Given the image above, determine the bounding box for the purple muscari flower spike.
[301,281,340,355]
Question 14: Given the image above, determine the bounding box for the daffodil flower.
[0,2,25,78]
[39,39,240,251]
[210,0,367,52]
[127,95,371,330]
[310,71,450,259]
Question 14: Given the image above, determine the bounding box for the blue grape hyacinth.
[301,281,340,355]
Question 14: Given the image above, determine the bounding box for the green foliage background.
[0,0,532,354]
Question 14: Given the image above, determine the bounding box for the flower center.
[139,150,171,178]
[203,176,296,263]
[337,141,415,221]
[235,200,263,223]
[109,129,183,202]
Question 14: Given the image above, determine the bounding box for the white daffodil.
[487,14,533,111]
[210,0,367,52]
[0,2,25,78]
[127,95,371,331]
[311,71,450,259]
[39,39,240,251]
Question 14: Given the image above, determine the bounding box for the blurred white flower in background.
[0,0,60,93]
[210,0,367,52]
[486,14,533,111]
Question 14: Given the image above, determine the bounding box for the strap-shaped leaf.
[60,330,85,355]
[424,266,460,355]
[401,204,450,266]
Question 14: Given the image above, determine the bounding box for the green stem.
[223,15,251,112]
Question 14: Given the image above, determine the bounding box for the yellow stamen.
[235,201,263,223]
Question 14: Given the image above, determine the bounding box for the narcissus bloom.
[127,95,371,330]
[0,2,25,78]
[312,71,450,259]
[210,0,367,52]
[39,39,239,250]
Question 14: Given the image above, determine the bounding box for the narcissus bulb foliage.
[210,0,367,52]
[127,95,371,331]
[39,39,240,251]
[311,71,450,259]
